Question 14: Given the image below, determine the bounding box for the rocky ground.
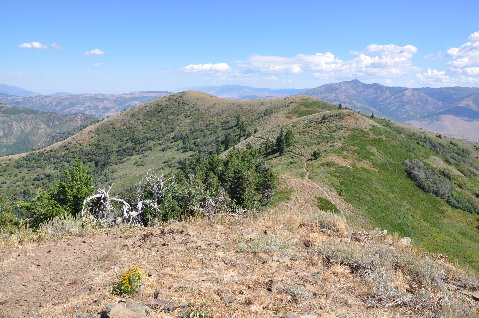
[1,176,478,318]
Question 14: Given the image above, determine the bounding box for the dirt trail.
[296,155,355,231]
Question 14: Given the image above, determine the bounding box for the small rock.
[144,299,175,312]
[179,300,190,309]
[92,296,104,305]
[101,303,145,318]
[222,295,235,304]
[266,279,274,292]
[77,314,96,318]
[282,285,313,302]
[282,314,295,318]
[125,302,151,316]
[398,237,411,247]
[303,239,314,247]
[384,239,393,245]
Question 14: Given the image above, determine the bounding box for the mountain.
[302,80,479,142]
[195,85,306,100]
[0,83,37,96]
[2,91,479,275]
[0,104,97,156]
[2,91,479,316]
[0,91,171,118]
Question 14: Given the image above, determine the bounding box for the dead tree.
[81,186,132,225]
[81,171,171,225]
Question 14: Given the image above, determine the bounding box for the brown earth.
[0,176,477,318]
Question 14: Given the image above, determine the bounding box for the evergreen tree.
[50,161,94,216]
[275,128,286,155]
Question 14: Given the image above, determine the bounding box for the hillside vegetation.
[0,104,97,156]
[2,91,479,316]
[2,92,479,272]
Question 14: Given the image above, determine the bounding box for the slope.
[0,104,97,156]
[0,92,332,199]
[2,91,479,274]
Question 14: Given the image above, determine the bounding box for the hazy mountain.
[303,80,479,141]
[0,104,97,156]
[195,85,306,100]
[0,84,37,96]
[0,91,171,118]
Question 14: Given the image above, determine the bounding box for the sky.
[1,0,479,93]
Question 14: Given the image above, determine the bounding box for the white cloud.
[263,75,280,81]
[238,44,418,79]
[242,55,303,74]
[92,62,104,67]
[347,44,419,77]
[84,49,105,56]
[51,43,64,50]
[18,42,48,49]
[417,68,451,84]
[181,63,232,73]
[447,31,479,75]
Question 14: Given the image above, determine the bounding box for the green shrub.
[446,191,479,214]
[49,161,94,216]
[0,196,21,232]
[275,128,295,155]
[403,159,453,199]
[180,309,213,318]
[178,146,276,210]
[27,191,69,229]
[311,150,322,160]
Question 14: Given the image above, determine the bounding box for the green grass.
[263,111,479,272]
[267,188,294,207]
[316,196,339,213]
[289,100,337,118]
[317,126,479,271]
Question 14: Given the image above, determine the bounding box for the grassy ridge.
[0,92,314,199]
[3,91,479,272]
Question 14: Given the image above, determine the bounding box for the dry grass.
[0,176,478,317]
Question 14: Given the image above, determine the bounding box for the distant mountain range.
[0,91,171,118]
[0,104,97,156]
[302,80,479,142]
[195,85,306,100]
[2,81,479,141]
[0,84,37,96]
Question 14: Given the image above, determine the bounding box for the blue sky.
[1,0,479,93]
